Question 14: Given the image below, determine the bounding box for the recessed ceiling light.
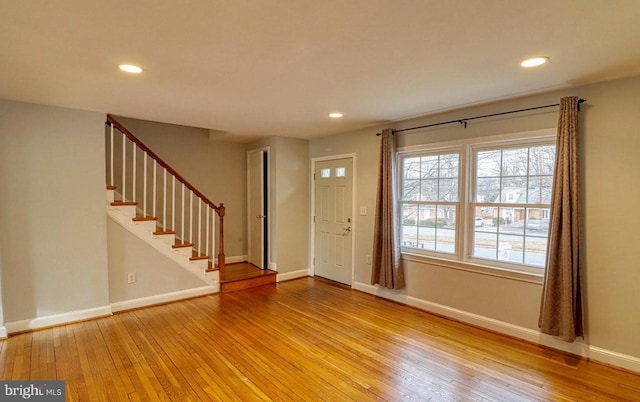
[118,64,143,73]
[521,57,548,68]
[329,112,343,118]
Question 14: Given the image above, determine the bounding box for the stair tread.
[106,185,117,190]
[172,242,193,249]
[205,261,219,272]
[111,201,138,206]
[132,216,158,221]
[189,255,209,261]
[153,230,176,235]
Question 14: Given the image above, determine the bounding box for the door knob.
[256,215,266,219]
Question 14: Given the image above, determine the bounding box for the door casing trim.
[310,153,357,286]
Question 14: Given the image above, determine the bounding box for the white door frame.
[310,153,357,286]
[247,147,270,269]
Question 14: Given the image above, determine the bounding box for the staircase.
[106,115,276,292]
[106,186,219,286]
[106,115,225,288]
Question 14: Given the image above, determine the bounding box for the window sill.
[401,252,544,285]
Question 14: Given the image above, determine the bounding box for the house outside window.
[400,151,460,254]
[399,130,555,276]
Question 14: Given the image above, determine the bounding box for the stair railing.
[105,115,225,274]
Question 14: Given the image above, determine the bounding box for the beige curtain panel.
[538,96,584,342]
[371,129,405,289]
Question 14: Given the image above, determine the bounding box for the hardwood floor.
[1,277,639,401]
[220,262,277,293]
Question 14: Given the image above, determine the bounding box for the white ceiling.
[2,1,640,142]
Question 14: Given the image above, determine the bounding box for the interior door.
[314,158,353,285]
[248,149,267,268]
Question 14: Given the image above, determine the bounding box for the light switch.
[359,206,367,216]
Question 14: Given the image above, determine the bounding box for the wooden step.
[205,260,218,272]
[221,274,276,293]
[132,216,158,222]
[189,253,209,262]
[106,185,116,190]
[111,201,138,206]
[220,262,277,293]
[153,230,176,235]
[172,242,193,249]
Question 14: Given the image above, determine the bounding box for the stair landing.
[220,263,277,293]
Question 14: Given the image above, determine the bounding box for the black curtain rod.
[377,98,587,136]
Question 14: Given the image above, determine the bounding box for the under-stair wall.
[107,217,217,311]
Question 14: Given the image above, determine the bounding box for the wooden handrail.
[107,115,223,215]
[106,114,225,272]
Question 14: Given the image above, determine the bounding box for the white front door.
[314,158,353,285]
[248,149,267,268]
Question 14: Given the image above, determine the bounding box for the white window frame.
[398,145,464,258]
[397,128,556,282]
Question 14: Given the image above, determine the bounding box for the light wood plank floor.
[1,277,639,401]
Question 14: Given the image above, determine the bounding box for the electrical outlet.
[366,255,371,265]
[127,272,136,284]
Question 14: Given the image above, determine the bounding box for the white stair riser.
[189,259,208,270]
[132,220,157,232]
[108,204,136,218]
[173,246,193,258]
[107,201,218,286]
[153,234,176,245]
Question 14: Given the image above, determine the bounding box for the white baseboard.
[277,269,309,282]
[0,326,7,339]
[269,262,277,271]
[5,306,113,335]
[110,285,219,313]
[353,281,640,373]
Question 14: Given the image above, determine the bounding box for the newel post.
[217,203,226,278]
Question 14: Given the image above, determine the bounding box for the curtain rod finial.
[577,98,587,111]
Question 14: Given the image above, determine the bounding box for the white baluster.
[153,161,157,218]
[172,176,176,231]
[163,169,167,231]
[198,199,202,255]
[132,145,136,202]
[143,153,147,217]
[211,209,216,261]
[110,124,114,187]
[206,207,210,257]
[181,183,185,244]
[122,132,126,201]
[189,191,193,243]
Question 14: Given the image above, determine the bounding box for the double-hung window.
[399,130,556,275]
[400,150,460,254]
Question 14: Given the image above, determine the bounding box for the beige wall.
[0,100,109,322]
[114,116,247,259]
[274,137,309,273]
[309,75,640,359]
[247,137,309,274]
[107,218,207,303]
